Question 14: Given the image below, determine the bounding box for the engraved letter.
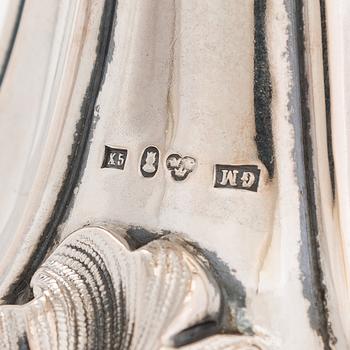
[241,171,255,188]
[108,152,116,165]
[220,169,239,186]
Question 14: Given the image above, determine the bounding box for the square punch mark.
[102,146,128,170]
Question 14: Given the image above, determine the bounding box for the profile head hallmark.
[140,146,160,178]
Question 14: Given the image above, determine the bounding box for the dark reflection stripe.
[0,0,25,88]
[294,0,336,347]
[17,333,29,350]
[254,0,274,179]
[319,0,335,198]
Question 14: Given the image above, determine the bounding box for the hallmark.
[214,164,260,192]
[166,153,196,181]
[140,146,160,178]
[101,146,128,170]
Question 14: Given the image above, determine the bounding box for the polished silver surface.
[0,0,347,349]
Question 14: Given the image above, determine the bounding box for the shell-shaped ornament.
[0,227,267,349]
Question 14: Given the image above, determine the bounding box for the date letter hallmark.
[101,146,128,170]
[214,164,261,192]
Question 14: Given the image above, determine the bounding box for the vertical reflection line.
[0,0,25,88]
[319,0,335,198]
[254,0,274,179]
[295,0,336,347]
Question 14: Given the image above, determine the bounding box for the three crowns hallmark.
[166,153,196,181]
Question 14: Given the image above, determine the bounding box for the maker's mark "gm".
[214,164,261,192]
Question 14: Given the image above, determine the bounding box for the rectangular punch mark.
[101,146,128,170]
[214,164,261,192]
